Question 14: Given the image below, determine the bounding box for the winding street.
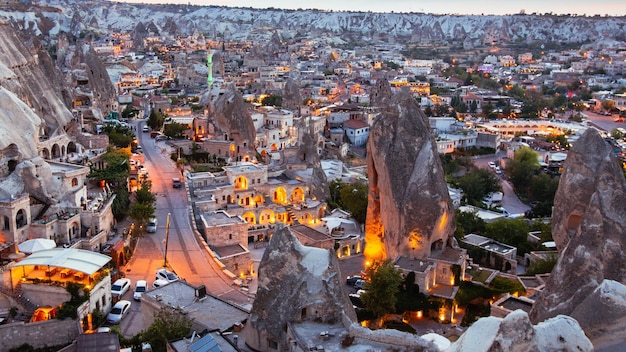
[117,119,252,337]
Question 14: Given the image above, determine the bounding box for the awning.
[13,248,111,275]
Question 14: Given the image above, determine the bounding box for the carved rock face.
[364,87,455,262]
[245,224,356,350]
[550,128,625,251]
[449,310,593,352]
[529,129,626,346]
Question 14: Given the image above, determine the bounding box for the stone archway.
[51,144,61,159]
[291,187,305,204]
[234,176,248,190]
[242,211,256,224]
[259,209,275,225]
[41,148,50,160]
[67,141,78,154]
[273,187,287,204]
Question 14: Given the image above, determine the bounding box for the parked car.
[133,280,147,301]
[152,279,169,289]
[111,278,131,299]
[142,126,149,133]
[354,279,366,289]
[346,275,362,286]
[488,161,496,169]
[155,268,179,283]
[147,218,158,233]
[106,300,131,324]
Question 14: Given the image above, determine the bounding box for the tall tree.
[360,259,404,321]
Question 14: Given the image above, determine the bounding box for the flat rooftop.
[394,256,434,273]
[145,280,249,332]
[499,297,533,313]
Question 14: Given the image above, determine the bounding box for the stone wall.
[0,318,79,351]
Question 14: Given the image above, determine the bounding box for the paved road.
[472,152,530,215]
[115,119,252,337]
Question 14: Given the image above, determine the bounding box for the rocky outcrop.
[550,128,626,251]
[281,78,302,112]
[448,310,593,352]
[0,23,73,135]
[244,224,356,351]
[569,280,626,346]
[365,86,455,261]
[529,129,626,347]
[210,84,256,154]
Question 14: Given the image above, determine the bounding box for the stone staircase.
[10,283,38,321]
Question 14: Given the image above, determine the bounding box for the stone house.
[461,234,517,273]
[342,119,370,147]
[201,210,251,276]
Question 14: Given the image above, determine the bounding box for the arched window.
[71,178,79,187]
[16,209,27,228]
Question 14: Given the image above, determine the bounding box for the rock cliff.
[550,129,626,251]
[529,129,626,347]
[364,86,455,262]
[0,23,73,136]
[448,310,593,352]
[244,224,356,350]
[210,84,256,154]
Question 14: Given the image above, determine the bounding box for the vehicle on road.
[147,218,158,233]
[172,178,182,188]
[111,278,131,299]
[133,280,147,301]
[354,279,366,289]
[155,268,179,283]
[107,300,131,324]
[346,275,362,286]
[488,161,496,169]
[142,126,149,133]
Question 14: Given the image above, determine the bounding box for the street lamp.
[163,213,171,267]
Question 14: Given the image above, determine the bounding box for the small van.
[147,218,157,233]
[172,178,182,188]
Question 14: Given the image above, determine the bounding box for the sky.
[114,0,626,16]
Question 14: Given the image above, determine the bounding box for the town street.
[116,119,253,337]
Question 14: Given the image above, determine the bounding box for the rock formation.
[364,86,455,262]
[244,224,357,351]
[0,23,73,134]
[550,129,626,251]
[210,84,256,155]
[281,78,302,112]
[448,310,593,352]
[529,129,626,347]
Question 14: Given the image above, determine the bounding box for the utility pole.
[163,213,171,267]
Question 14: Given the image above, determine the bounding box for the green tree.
[261,94,283,107]
[129,202,155,237]
[360,259,404,320]
[88,147,130,188]
[337,180,369,224]
[104,124,134,148]
[457,168,501,205]
[525,253,558,275]
[611,128,624,140]
[506,146,540,196]
[147,109,165,130]
[163,122,187,139]
[138,307,192,352]
[135,180,157,205]
[454,210,486,239]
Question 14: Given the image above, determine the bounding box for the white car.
[147,218,158,233]
[106,300,131,324]
[111,278,131,299]
[155,268,179,283]
[133,280,147,301]
[152,279,169,289]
